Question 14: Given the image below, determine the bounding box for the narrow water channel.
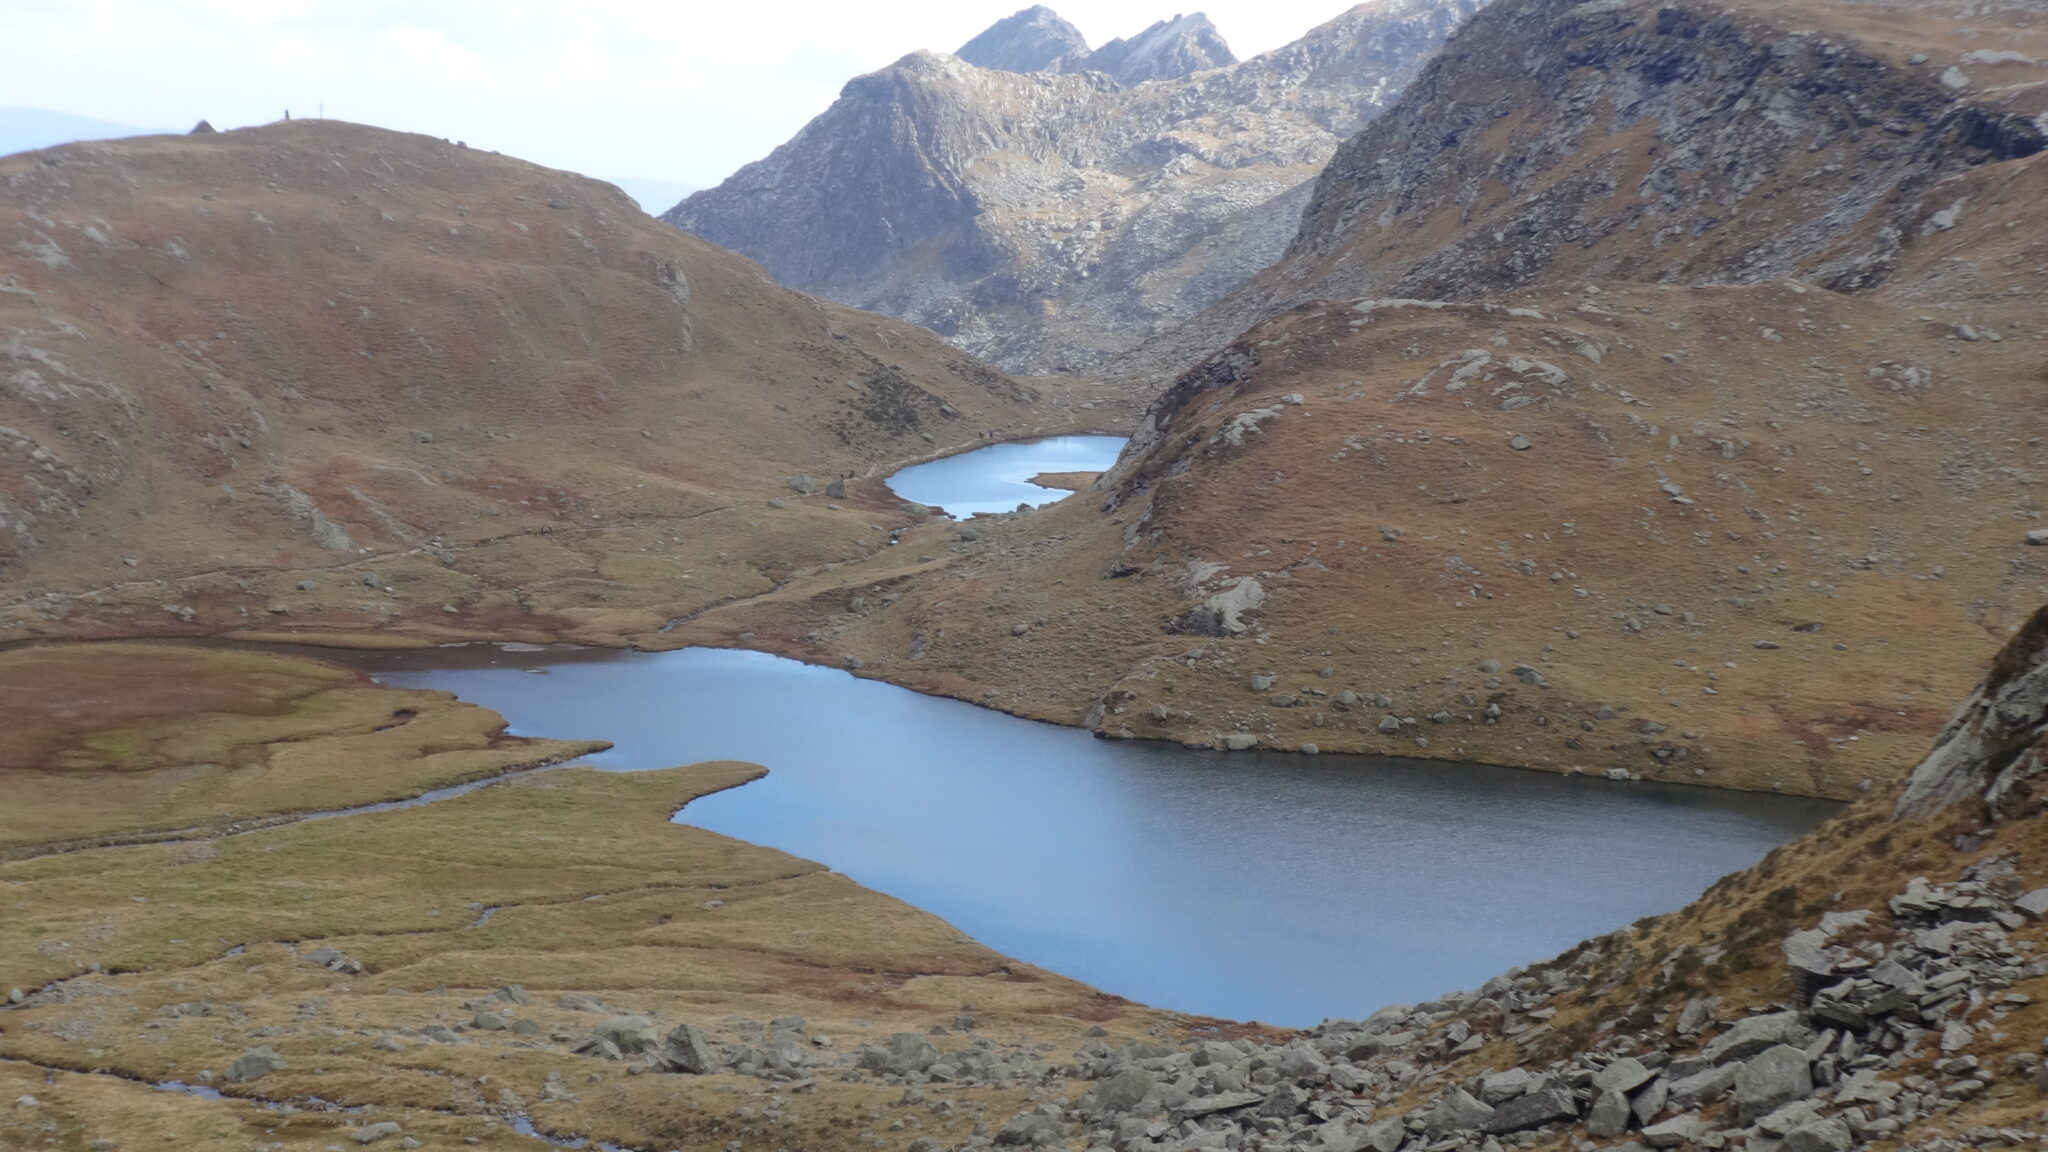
[344,643,1835,1027]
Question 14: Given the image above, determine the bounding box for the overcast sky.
[5,0,1364,191]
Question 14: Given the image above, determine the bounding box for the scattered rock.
[591,1016,659,1055]
[1484,1086,1576,1133]
[301,946,362,974]
[659,1023,722,1074]
[1735,1044,1814,1123]
[224,1046,286,1083]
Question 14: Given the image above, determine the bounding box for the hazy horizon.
[2,1,1371,191]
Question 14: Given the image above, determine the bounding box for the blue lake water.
[885,435,1127,517]
[315,433,1838,1024]
[349,644,1836,1027]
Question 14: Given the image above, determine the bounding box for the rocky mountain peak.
[667,0,1485,373]
[1078,12,1236,85]
[955,5,1090,73]
[954,7,1236,87]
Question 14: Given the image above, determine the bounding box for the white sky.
[4,0,1362,190]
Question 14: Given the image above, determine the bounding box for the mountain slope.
[1023,607,2048,1152]
[0,120,1040,647]
[678,0,2048,802]
[665,1,1490,374]
[1116,0,2048,379]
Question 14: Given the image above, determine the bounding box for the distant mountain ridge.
[956,7,1235,86]
[610,176,698,215]
[666,1,1489,374]
[0,107,163,158]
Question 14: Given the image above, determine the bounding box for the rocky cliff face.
[665,1,1489,374]
[1118,0,2048,378]
[0,120,1038,647]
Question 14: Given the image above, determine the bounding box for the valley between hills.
[7,0,2048,1150]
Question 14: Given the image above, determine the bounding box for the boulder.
[1585,1088,1631,1138]
[1180,1090,1264,1117]
[1089,1067,1155,1115]
[223,1046,285,1083]
[1704,1011,1812,1064]
[994,1113,1067,1146]
[1592,1056,1655,1093]
[1641,1114,1704,1148]
[1781,929,1837,997]
[659,1023,721,1074]
[1483,1085,1577,1133]
[301,946,362,974]
[1630,1077,1669,1126]
[859,1032,940,1076]
[1423,1087,1495,1136]
[592,1015,659,1055]
[352,1122,402,1145]
[1735,1044,1814,1123]
[1781,1117,1853,1152]
[1260,1083,1306,1117]
[1479,1067,1537,1104]
[1666,1063,1739,1109]
[1355,1118,1407,1152]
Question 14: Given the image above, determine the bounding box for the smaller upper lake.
[885,435,1128,518]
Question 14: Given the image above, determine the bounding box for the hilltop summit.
[1079,12,1236,85]
[0,119,1034,646]
[954,5,1090,73]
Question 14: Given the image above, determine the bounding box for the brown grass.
[0,643,606,855]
